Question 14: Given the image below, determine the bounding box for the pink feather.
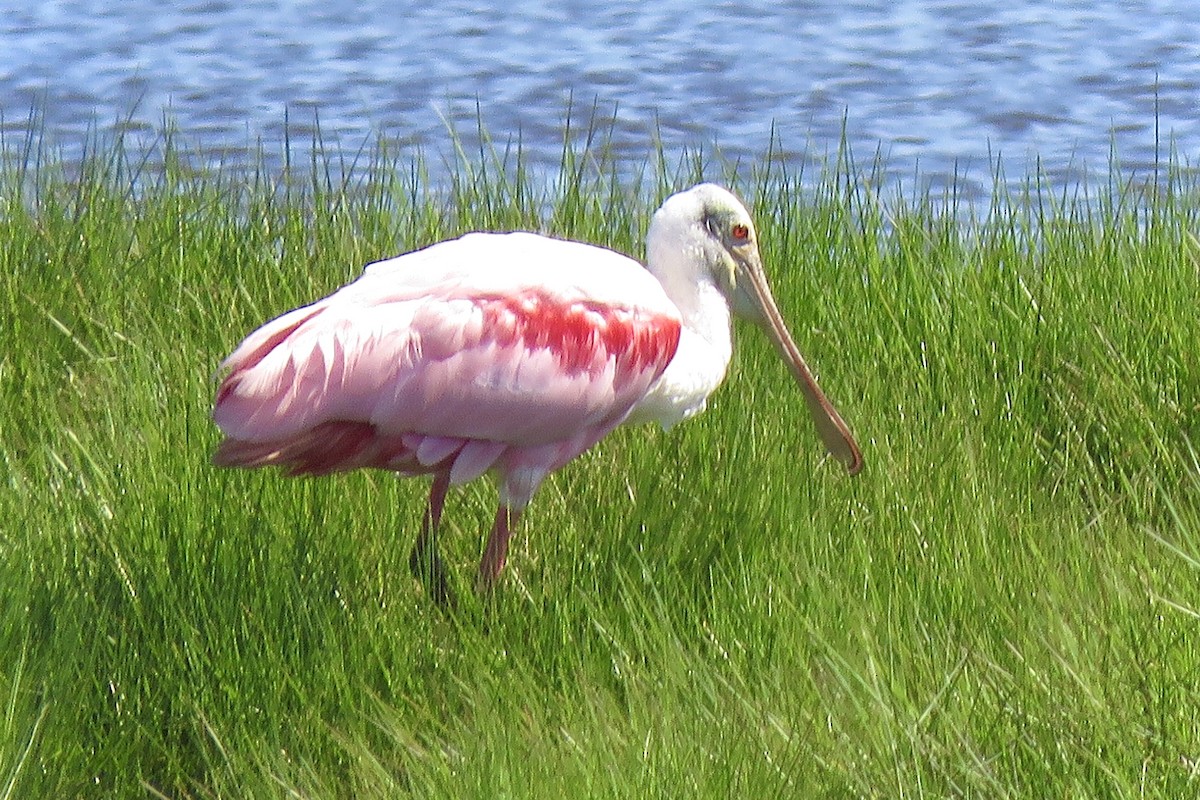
[212,232,682,508]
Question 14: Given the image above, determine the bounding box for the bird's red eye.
[731,223,750,241]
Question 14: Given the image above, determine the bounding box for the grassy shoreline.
[2,128,1199,797]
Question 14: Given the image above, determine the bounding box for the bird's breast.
[624,282,734,430]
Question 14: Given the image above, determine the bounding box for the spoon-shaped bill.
[739,255,863,475]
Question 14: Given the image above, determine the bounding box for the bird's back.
[212,232,682,496]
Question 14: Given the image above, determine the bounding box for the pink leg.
[409,470,453,604]
[477,505,522,593]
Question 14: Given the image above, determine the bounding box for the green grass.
[2,123,1200,798]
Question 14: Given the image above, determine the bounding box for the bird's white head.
[647,183,864,475]
[647,183,788,330]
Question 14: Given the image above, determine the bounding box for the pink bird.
[212,184,862,601]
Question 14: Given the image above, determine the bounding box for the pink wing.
[212,233,681,504]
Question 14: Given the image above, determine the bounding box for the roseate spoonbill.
[212,183,861,602]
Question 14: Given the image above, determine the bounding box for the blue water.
[2,1,1198,196]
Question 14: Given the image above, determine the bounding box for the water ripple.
[0,0,1197,195]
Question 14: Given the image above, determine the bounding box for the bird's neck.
[675,278,734,358]
[626,212,736,429]
[646,237,732,355]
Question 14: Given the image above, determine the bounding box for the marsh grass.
[2,120,1199,797]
